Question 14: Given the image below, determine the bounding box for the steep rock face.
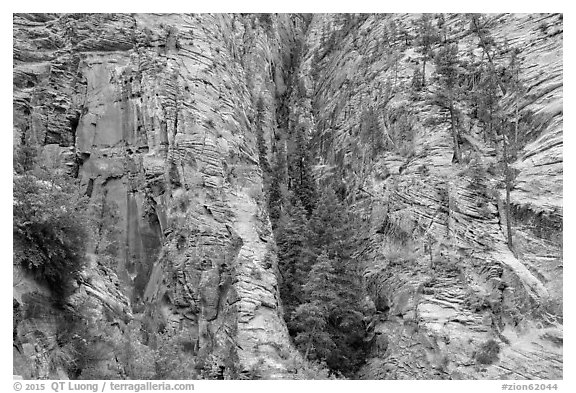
[295,13,562,379]
[13,13,562,380]
[13,13,307,379]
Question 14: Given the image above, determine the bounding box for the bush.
[13,169,89,299]
[474,339,501,365]
[257,14,273,32]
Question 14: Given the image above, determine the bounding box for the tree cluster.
[275,186,368,376]
[427,13,526,250]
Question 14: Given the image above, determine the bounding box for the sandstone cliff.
[13,13,562,380]
[294,13,562,379]
[13,13,312,379]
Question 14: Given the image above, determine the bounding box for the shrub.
[171,190,190,212]
[474,339,501,365]
[13,170,89,299]
[258,14,274,32]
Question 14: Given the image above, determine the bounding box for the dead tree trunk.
[502,129,514,251]
[449,102,461,162]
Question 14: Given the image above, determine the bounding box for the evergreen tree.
[290,124,317,215]
[506,47,525,148]
[432,41,464,162]
[472,61,499,143]
[468,14,507,95]
[414,14,440,87]
[291,251,338,362]
[308,186,349,260]
[498,47,525,253]
[399,22,411,47]
[255,96,271,176]
[275,198,312,320]
[436,13,448,43]
[306,186,368,374]
[470,38,522,253]
[268,147,286,228]
[500,119,514,252]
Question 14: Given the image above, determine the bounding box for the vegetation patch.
[474,339,501,365]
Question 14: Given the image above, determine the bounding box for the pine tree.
[396,19,411,47]
[255,96,271,176]
[498,47,525,253]
[414,14,440,87]
[500,119,514,252]
[275,198,312,319]
[290,124,317,215]
[308,186,349,260]
[507,47,525,148]
[470,38,522,253]
[436,13,449,43]
[291,251,338,361]
[468,14,507,96]
[268,142,287,228]
[433,41,463,162]
[306,186,368,374]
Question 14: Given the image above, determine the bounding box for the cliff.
[294,13,562,379]
[13,13,562,380]
[13,13,313,379]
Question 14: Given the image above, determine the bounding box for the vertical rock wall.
[13,13,307,379]
[294,13,562,379]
